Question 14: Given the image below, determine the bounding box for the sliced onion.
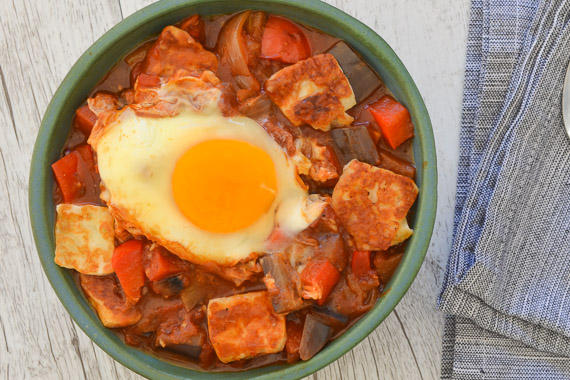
[246,11,267,41]
[217,11,260,92]
[181,286,205,312]
[238,93,272,120]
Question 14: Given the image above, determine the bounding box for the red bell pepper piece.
[351,250,372,277]
[264,228,293,253]
[260,16,311,64]
[112,240,146,302]
[74,105,97,136]
[145,247,187,282]
[52,144,99,203]
[73,144,96,172]
[368,95,414,149]
[52,151,81,203]
[285,319,303,363]
[300,260,340,306]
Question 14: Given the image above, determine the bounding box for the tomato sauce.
[55,11,415,371]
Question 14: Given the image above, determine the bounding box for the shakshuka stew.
[51,11,418,371]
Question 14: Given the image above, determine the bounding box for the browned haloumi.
[80,274,141,328]
[141,26,217,77]
[55,204,115,275]
[207,291,286,363]
[265,54,356,131]
[332,160,418,250]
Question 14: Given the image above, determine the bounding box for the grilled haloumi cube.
[207,291,286,363]
[79,274,141,328]
[54,204,115,275]
[265,54,356,131]
[332,160,418,251]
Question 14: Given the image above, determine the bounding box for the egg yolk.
[172,139,278,233]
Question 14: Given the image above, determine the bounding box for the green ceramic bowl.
[29,0,436,379]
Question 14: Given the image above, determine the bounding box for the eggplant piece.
[373,250,405,284]
[315,232,348,272]
[181,286,206,312]
[327,41,381,102]
[165,343,202,359]
[378,148,416,179]
[331,125,380,166]
[261,253,309,314]
[164,276,185,292]
[311,306,349,327]
[155,308,205,358]
[299,314,332,361]
[151,275,188,299]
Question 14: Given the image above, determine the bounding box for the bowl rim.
[29,0,437,379]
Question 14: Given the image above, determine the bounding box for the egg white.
[93,105,311,265]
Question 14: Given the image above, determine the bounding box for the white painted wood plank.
[0,0,471,378]
[0,1,139,379]
[119,0,156,17]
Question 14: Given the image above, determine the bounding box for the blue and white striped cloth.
[439,0,570,378]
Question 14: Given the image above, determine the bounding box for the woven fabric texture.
[439,0,570,378]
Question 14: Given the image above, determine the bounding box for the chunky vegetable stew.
[52,11,418,371]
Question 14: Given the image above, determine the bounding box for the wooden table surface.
[0,0,470,378]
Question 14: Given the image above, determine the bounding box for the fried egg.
[91,103,313,266]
